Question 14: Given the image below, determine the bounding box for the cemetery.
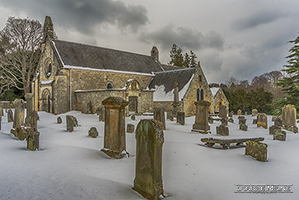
[0,100,298,199]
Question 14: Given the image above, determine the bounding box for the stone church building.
[33,16,228,116]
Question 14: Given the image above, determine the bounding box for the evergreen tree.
[190,50,197,68]
[169,43,184,67]
[276,34,299,110]
[183,52,190,68]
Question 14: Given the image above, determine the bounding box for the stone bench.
[200,137,264,149]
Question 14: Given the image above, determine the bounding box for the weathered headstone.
[192,100,211,134]
[101,97,129,159]
[133,119,164,200]
[27,128,40,150]
[0,106,3,117]
[269,125,281,135]
[127,124,135,133]
[131,114,136,120]
[57,116,62,124]
[273,131,286,141]
[238,116,246,125]
[237,109,242,115]
[219,105,227,119]
[177,112,185,125]
[229,111,234,118]
[274,117,282,127]
[66,115,77,132]
[272,116,277,122]
[245,141,267,162]
[252,109,258,116]
[282,104,296,127]
[29,111,39,130]
[239,124,248,131]
[88,127,98,138]
[167,110,173,121]
[257,113,267,129]
[228,117,234,123]
[7,109,13,122]
[216,124,229,136]
[13,99,25,128]
[153,108,166,130]
[245,111,248,115]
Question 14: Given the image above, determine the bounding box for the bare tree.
[0,17,43,96]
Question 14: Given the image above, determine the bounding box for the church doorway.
[42,89,51,113]
[128,96,138,113]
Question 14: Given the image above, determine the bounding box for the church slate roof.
[148,67,196,93]
[52,40,165,74]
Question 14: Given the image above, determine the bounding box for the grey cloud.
[232,10,287,31]
[0,0,149,34]
[139,24,224,51]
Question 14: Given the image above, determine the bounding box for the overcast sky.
[0,0,298,83]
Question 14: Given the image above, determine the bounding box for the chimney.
[151,46,159,61]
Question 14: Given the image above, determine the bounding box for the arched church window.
[201,89,204,100]
[107,83,113,89]
[197,89,200,101]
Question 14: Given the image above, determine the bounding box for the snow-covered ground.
[0,111,298,200]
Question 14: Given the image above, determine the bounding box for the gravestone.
[131,114,136,120]
[57,116,62,124]
[221,117,228,126]
[88,127,98,138]
[245,111,248,115]
[127,124,135,133]
[101,97,129,159]
[269,125,281,135]
[272,116,277,122]
[27,128,40,150]
[172,81,180,117]
[239,124,248,131]
[13,99,25,128]
[0,106,3,117]
[228,117,234,123]
[238,116,246,125]
[273,131,286,141]
[229,111,234,118]
[237,109,242,115]
[66,115,77,132]
[216,124,229,136]
[282,104,296,127]
[177,112,185,125]
[257,113,267,129]
[274,117,282,127]
[133,119,164,200]
[245,141,267,162]
[192,100,211,134]
[7,109,13,122]
[252,109,258,116]
[167,110,173,121]
[153,108,166,130]
[29,111,39,130]
[219,105,227,119]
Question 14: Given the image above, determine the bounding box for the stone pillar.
[13,99,25,128]
[133,119,164,200]
[172,81,180,117]
[153,108,166,130]
[101,97,129,159]
[257,113,267,129]
[27,128,40,151]
[192,100,211,134]
[282,104,296,127]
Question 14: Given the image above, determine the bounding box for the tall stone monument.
[101,97,129,159]
[13,99,25,128]
[172,81,180,117]
[133,119,164,200]
[192,100,211,134]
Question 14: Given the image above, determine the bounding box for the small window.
[107,83,113,89]
[201,89,204,100]
[199,75,202,82]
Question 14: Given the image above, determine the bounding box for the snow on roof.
[41,79,54,85]
[153,74,194,101]
[210,87,220,97]
[64,65,155,76]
